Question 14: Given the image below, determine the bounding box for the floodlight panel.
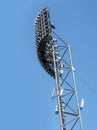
[35,8,55,78]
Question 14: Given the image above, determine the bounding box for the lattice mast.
[34,8,84,130]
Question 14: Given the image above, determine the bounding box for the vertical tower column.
[52,45,66,130]
[68,45,84,130]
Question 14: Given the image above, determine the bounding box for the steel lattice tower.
[34,8,84,130]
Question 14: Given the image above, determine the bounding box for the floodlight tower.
[34,8,84,130]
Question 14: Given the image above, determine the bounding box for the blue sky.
[0,0,97,130]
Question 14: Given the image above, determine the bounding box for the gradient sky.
[0,0,97,130]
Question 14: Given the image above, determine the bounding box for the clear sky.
[0,0,97,130]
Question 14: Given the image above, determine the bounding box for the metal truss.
[51,33,84,130]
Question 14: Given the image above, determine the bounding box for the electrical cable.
[83,79,97,96]
[77,71,97,96]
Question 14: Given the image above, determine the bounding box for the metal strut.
[52,45,66,130]
[68,45,84,130]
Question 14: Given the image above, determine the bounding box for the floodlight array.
[35,8,55,78]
